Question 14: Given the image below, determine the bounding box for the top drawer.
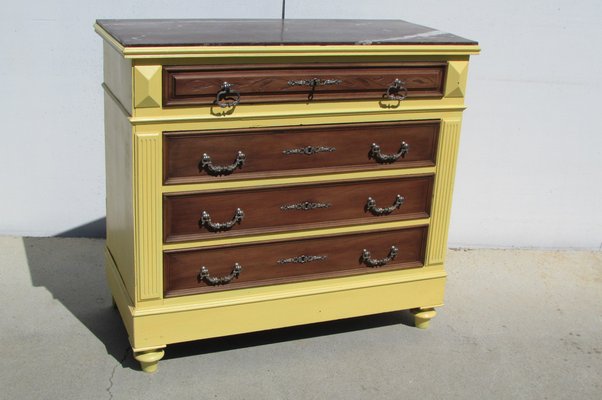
[162,62,446,107]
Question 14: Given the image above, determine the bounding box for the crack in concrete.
[106,347,131,400]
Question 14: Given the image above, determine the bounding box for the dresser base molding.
[106,246,444,372]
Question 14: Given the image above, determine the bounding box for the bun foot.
[134,347,165,373]
[411,307,437,329]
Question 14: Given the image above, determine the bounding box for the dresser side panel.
[104,93,135,301]
[104,42,133,114]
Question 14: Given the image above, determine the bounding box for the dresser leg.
[133,347,165,373]
[411,307,437,329]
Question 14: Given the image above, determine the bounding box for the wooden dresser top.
[95,19,477,47]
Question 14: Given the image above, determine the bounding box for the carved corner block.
[134,65,162,108]
[445,61,469,98]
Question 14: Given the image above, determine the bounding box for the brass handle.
[361,246,399,268]
[366,195,405,216]
[214,81,241,108]
[369,141,409,164]
[200,208,244,232]
[288,78,343,87]
[199,264,242,285]
[200,151,246,176]
[386,79,408,101]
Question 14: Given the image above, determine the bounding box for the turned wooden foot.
[133,347,165,373]
[411,307,437,329]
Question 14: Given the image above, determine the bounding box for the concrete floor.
[0,236,600,399]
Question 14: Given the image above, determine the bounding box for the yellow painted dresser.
[95,19,479,372]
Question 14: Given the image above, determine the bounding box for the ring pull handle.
[386,78,408,101]
[200,151,246,176]
[369,141,409,164]
[200,208,244,232]
[366,195,405,216]
[199,263,243,286]
[214,81,241,108]
[361,245,399,268]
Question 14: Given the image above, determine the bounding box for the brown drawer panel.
[163,62,446,107]
[164,226,428,296]
[164,120,439,184]
[164,175,433,243]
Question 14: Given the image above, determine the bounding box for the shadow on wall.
[55,217,107,238]
[23,234,416,369]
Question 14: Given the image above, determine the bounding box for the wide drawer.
[164,120,439,184]
[164,175,433,243]
[162,62,446,107]
[163,226,428,296]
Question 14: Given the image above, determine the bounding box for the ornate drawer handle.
[200,208,244,232]
[277,255,328,264]
[199,263,242,285]
[280,201,331,211]
[288,78,343,87]
[214,81,241,108]
[386,78,408,101]
[282,145,336,155]
[369,141,409,164]
[361,245,399,268]
[366,195,405,216]
[200,151,246,176]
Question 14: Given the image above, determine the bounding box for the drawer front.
[164,120,439,184]
[164,175,433,243]
[163,62,446,107]
[164,226,428,296]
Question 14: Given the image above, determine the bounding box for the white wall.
[1,1,601,249]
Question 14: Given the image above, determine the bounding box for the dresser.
[95,19,479,372]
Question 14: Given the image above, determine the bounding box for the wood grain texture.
[163,225,428,297]
[164,175,433,243]
[163,62,446,107]
[163,120,440,184]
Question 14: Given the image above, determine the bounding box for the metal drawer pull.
[277,255,328,264]
[282,145,336,155]
[386,78,408,101]
[280,201,331,211]
[200,208,244,232]
[369,141,409,164]
[200,151,246,176]
[366,195,405,216]
[288,78,342,87]
[199,263,242,285]
[214,81,241,108]
[361,245,399,268]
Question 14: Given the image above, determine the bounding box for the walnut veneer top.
[96,19,477,47]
